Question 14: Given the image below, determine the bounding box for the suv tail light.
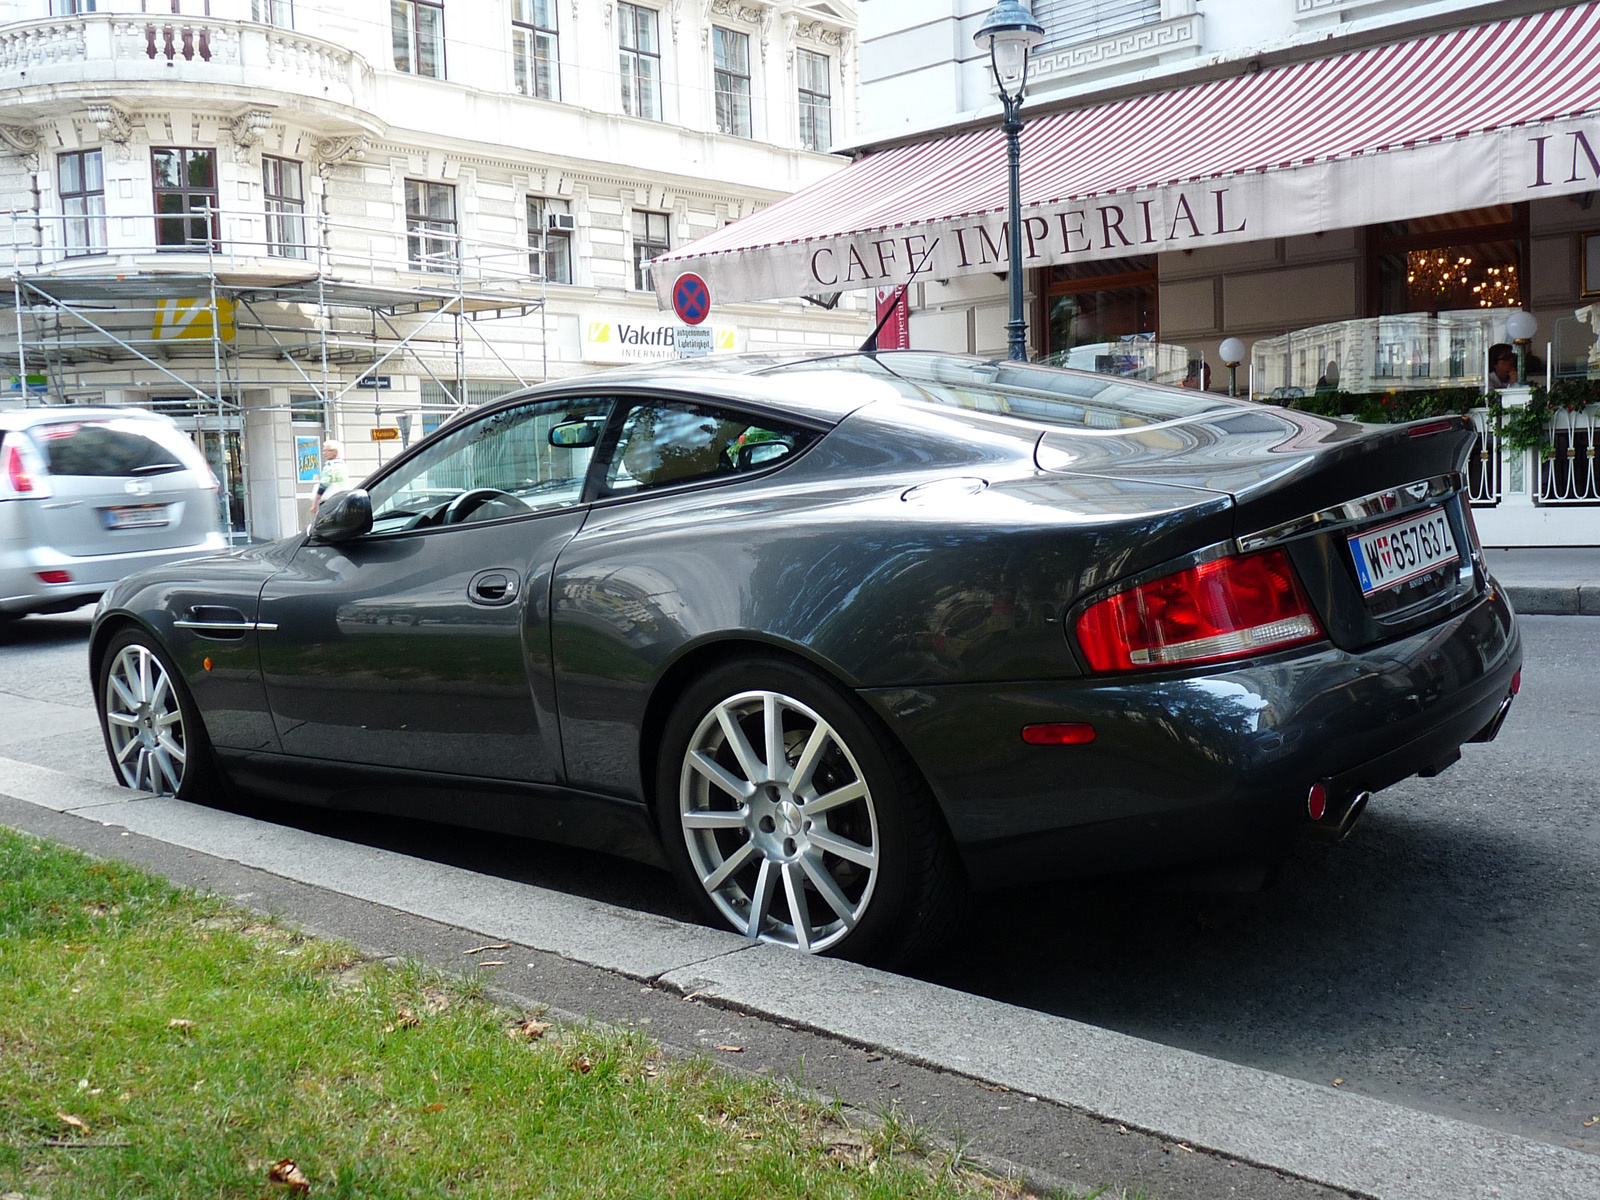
[5,440,38,495]
[1075,549,1323,672]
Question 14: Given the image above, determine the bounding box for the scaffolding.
[2,205,551,539]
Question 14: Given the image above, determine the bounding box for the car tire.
[96,626,220,801]
[655,654,965,965]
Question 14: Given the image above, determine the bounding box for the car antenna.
[859,284,908,353]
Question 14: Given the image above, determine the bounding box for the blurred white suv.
[1,407,226,623]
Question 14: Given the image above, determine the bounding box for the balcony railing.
[0,13,371,110]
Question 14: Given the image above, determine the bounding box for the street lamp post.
[974,1,1044,363]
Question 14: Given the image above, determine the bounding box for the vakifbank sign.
[582,315,738,364]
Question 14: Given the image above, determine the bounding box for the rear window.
[765,352,1236,431]
[31,419,197,478]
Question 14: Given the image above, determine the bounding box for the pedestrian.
[1486,343,1517,392]
[1315,361,1340,394]
[311,439,349,516]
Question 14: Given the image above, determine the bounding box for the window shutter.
[1031,0,1161,51]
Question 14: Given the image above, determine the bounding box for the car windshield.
[29,418,197,478]
[765,352,1235,431]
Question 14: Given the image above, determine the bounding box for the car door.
[257,395,612,782]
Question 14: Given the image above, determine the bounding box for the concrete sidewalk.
[1485,546,1600,614]
[2,753,1595,1200]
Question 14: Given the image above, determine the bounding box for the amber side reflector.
[1021,723,1096,746]
[203,657,214,672]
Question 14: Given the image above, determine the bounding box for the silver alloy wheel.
[678,688,880,953]
[103,642,187,795]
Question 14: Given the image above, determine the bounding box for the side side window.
[604,400,813,495]
[367,396,612,533]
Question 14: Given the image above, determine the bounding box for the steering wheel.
[443,487,528,524]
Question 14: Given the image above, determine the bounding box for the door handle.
[468,569,521,606]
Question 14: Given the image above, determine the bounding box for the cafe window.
[393,0,445,79]
[633,209,669,291]
[713,27,752,138]
[1039,256,1157,361]
[618,3,661,120]
[797,49,832,152]
[152,147,219,252]
[1370,205,1527,315]
[58,149,105,257]
[512,0,558,100]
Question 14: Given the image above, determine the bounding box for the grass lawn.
[0,827,1078,1200]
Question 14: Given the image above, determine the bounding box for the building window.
[58,150,105,257]
[1040,257,1158,362]
[512,0,558,100]
[632,209,669,291]
[618,3,661,121]
[1370,205,1527,315]
[405,179,457,270]
[51,1,96,13]
[262,156,305,260]
[527,197,572,284]
[252,0,292,26]
[392,0,445,79]
[797,48,831,152]
[152,147,220,252]
[713,27,751,138]
[1033,0,1160,51]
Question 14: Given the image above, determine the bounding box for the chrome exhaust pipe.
[1305,787,1371,842]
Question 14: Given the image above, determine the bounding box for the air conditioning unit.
[546,213,576,232]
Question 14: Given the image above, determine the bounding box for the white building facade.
[0,0,865,541]
[652,0,1598,543]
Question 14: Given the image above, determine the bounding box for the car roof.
[0,405,182,430]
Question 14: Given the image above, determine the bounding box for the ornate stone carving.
[314,135,370,171]
[794,21,844,47]
[229,107,274,150]
[85,102,134,146]
[0,123,41,156]
[709,0,767,24]
[1030,15,1200,82]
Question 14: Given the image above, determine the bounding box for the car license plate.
[103,504,169,530]
[1347,507,1459,595]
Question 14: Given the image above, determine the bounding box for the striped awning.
[653,3,1600,308]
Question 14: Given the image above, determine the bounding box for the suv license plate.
[103,504,169,530]
[1347,507,1459,595]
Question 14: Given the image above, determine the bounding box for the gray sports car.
[89,352,1521,963]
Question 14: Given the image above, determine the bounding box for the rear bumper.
[860,586,1520,890]
[0,534,228,616]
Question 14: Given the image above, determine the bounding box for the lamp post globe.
[1506,310,1537,386]
[1219,336,1247,399]
[974,1,1045,362]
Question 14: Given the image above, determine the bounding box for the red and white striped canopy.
[653,3,1600,307]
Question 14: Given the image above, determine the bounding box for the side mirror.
[736,440,792,471]
[309,488,372,542]
[549,418,602,448]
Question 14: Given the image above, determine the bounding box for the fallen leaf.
[464,943,509,955]
[1584,1116,1599,1128]
[570,1054,594,1074]
[168,1019,194,1031]
[509,1018,552,1042]
[383,1008,421,1034]
[714,1045,744,1053]
[1333,1078,1345,1087]
[55,1111,89,1136]
[267,1158,311,1193]
[423,1102,445,1113]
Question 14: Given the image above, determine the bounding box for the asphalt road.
[4,608,1597,1156]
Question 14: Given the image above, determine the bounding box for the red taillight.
[1021,722,1097,746]
[1407,419,1456,437]
[5,443,34,493]
[36,569,73,584]
[1510,668,1521,696]
[1074,549,1323,673]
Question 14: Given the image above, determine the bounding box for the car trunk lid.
[1036,408,1485,651]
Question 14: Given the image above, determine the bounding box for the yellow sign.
[152,297,236,342]
[370,427,401,442]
